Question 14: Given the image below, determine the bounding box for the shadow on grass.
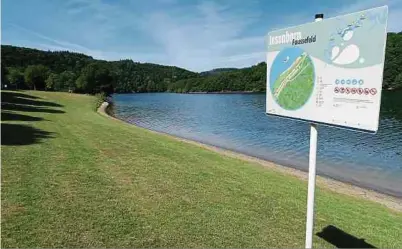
[316,225,376,248]
[1,91,63,145]
[1,111,45,122]
[1,91,40,99]
[1,91,63,108]
[1,123,54,145]
[2,103,65,114]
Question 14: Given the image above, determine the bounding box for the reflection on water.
[112,91,402,197]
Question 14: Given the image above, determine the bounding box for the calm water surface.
[112,92,402,197]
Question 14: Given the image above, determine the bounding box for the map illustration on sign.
[266,6,388,132]
[270,47,315,110]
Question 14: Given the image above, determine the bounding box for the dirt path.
[98,102,402,212]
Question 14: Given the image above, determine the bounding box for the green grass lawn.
[1,90,402,248]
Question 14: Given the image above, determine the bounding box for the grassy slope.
[1,91,402,248]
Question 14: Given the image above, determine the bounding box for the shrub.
[94,92,108,111]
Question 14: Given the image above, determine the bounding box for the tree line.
[1,32,401,94]
[170,32,402,93]
[1,45,197,94]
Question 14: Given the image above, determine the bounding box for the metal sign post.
[305,123,318,249]
[305,13,323,249]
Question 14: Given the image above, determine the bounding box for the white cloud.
[9,23,106,59]
[141,1,262,71]
[3,0,401,72]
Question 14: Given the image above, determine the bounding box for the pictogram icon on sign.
[334,87,339,93]
[370,88,377,95]
[346,87,350,94]
[340,87,345,93]
[364,88,370,95]
[358,88,363,95]
[351,88,356,94]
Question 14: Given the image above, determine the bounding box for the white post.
[305,123,318,248]
[305,14,323,249]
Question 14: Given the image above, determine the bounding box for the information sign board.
[266,6,388,132]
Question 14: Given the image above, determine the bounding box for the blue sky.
[2,0,402,72]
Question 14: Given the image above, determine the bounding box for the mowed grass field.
[1,90,402,248]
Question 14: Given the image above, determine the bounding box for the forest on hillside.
[1,32,401,94]
[1,46,197,94]
[170,32,402,93]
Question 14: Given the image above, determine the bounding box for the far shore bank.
[184,91,260,94]
[114,91,263,94]
[112,88,402,95]
[98,101,402,212]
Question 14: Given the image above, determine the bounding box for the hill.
[200,68,239,76]
[170,32,402,93]
[169,62,266,93]
[1,45,197,93]
[1,32,401,94]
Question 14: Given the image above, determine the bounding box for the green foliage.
[200,68,239,76]
[55,71,76,91]
[93,92,108,111]
[1,32,401,93]
[45,73,57,90]
[24,65,49,90]
[169,33,402,93]
[6,68,25,89]
[1,63,8,86]
[2,45,92,74]
[111,60,196,93]
[394,73,402,88]
[75,62,113,93]
[384,32,402,90]
[169,62,266,93]
[1,45,197,94]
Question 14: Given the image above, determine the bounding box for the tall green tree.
[2,45,198,94]
[1,63,8,86]
[24,65,49,90]
[54,71,76,91]
[6,68,25,89]
[75,74,88,93]
[45,73,58,90]
[1,32,401,94]
[75,62,114,94]
[393,73,402,90]
[384,32,402,90]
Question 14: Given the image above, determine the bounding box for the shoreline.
[113,89,402,95]
[113,91,262,94]
[98,101,402,212]
[185,91,260,94]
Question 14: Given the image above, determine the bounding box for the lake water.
[112,92,402,197]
